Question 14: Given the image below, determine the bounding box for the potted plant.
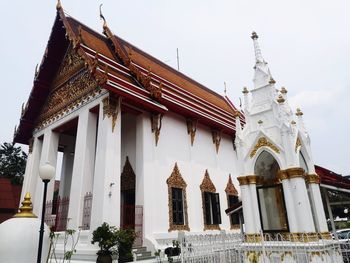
[91,222,118,263]
[116,228,136,263]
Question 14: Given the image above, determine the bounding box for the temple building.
[13,2,350,262]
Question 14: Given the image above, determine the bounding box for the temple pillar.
[286,167,315,233]
[237,176,258,237]
[58,146,74,198]
[33,129,59,216]
[67,109,97,229]
[20,137,43,205]
[306,174,328,233]
[90,95,121,230]
[278,170,299,232]
[246,176,261,233]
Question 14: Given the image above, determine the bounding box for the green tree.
[0,142,27,184]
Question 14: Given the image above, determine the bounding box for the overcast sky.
[1,0,349,175]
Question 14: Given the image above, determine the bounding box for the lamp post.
[37,162,55,263]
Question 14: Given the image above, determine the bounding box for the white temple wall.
[137,111,239,240]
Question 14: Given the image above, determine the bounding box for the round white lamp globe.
[39,163,55,181]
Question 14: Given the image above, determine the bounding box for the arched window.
[255,151,288,232]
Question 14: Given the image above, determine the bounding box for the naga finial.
[99,4,107,28]
[56,0,62,10]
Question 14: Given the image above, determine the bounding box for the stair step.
[133,246,147,253]
[136,255,155,261]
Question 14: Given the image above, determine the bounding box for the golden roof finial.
[280,87,288,94]
[56,0,62,10]
[99,4,108,29]
[277,94,285,103]
[251,31,258,40]
[242,87,249,94]
[13,193,37,218]
[296,108,303,116]
[224,82,227,95]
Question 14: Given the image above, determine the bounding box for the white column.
[278,171,299,232]
[20,137,43,205]
[288,168,315,232]
[247,177,261,233]
[33,129,59,216]
[307,177,328,232]
[90,98,121,230]
[67,109,97,229]
[237,177,255,234]
[58,148,74,198]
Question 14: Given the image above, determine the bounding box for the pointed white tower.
[235,32,329,241]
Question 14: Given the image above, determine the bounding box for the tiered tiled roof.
[14,5,243,144]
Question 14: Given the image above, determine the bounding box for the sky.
[0,0,349,175]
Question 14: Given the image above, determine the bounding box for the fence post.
[178,231,185,263]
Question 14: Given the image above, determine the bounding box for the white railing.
[172,231,347,263]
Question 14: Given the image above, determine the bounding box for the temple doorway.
[120,156,136,230]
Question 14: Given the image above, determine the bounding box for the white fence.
[168,231,349,263]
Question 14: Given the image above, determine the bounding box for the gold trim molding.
[277,167,305,181]
[306,173,320,184]
[166,163,190,232]
[186,118,197,146]
[237,175,259,186]
[250,137,280,158]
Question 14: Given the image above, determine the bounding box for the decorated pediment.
[166,163,187,189]
[52,47,85,88]
[225,174,238,196]
[36,47,100,128]
[200,170,216,193]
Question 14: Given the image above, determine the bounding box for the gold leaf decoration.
[249,137,280,158]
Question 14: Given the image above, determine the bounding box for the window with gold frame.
[200,170,221,230]
[225,175,239,229]
[166,163,189,231]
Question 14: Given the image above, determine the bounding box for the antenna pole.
[176,48,180,71]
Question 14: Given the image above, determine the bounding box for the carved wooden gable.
[37,47,99,126]
[121,156,136,191]
[200,170,216,193]
[225,174,238,196]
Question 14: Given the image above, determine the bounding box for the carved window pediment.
[225,174,238,196]
[200,170,216,193]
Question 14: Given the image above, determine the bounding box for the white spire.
[251,32,264,63]
[251,32,274,90]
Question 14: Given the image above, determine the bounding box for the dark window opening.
[227,195,239,226]
[172,188,184,225]
[204,192,222,225]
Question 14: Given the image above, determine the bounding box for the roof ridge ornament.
[56,0,62,10]
[99,4,108,29]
